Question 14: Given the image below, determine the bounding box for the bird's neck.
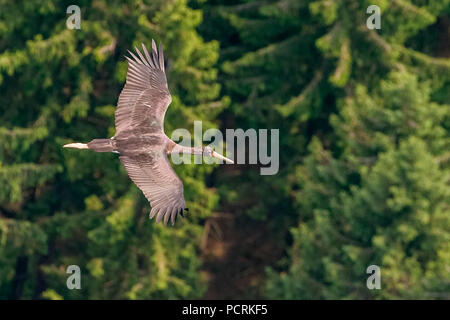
[170,144,204,155]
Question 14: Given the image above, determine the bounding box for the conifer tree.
[200,0,450,298]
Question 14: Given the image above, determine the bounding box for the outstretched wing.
[120,154,187,225]
[115,40,171,135]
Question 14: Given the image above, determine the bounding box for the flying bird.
[64,40,233,225]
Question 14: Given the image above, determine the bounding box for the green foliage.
[199,0,449,299]
[266,75,450,299]
[260,0,449,299]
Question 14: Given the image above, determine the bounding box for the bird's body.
[64,40,233,225]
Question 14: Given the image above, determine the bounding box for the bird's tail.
[63,139,115,152]
[63,142,89,149]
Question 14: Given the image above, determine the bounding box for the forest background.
[0,0,449,299]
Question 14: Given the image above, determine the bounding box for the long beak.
[212,151,234,164]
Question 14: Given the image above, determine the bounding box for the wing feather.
[152,39,159,69]
[120,154,187,225]
[134,46,150,67]
[115,40,170,135]
[158,44,165,72]
[142,43,155,68]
